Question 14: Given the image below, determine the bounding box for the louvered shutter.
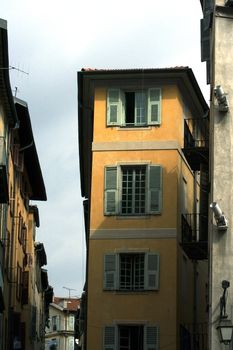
[104,167,118,215]
[104,254,117,290]
[145,253,160,290]
[148,88,161,125]
[104,326,116,350]
[145,326,159,350]
[148,166,162,214]
[135,91,146,125]
[200,16,211,62]
[107,89,121,125]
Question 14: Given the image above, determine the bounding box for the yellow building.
[0,19,53,350]
[78,68,209,350]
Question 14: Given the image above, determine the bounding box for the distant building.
[45,297,80,350]
[0,18,53,350]
[78,67,209,349]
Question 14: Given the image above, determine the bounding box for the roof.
[53,297,80,311]
[78,67,209,199]
[0,19,18,127]
[14,97,47,201]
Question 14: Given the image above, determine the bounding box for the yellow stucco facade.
[78,68,209,350]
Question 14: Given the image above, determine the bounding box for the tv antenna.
[0,65,29,75]
[62,286,77,298]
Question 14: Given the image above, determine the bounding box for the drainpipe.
[8,147,18,349]
[193,171,198,350]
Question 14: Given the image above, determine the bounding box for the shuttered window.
[145,326,159,350]
[104,165,162,216]
[103,325,159,350]
[104,253,159,291]
[104,326,116,350]
[148,166,162,214]
[107,88,161,127]
[104,167,118,215]
[148,88,161,125]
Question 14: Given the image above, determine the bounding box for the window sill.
[103,290,157,294]
[116,215,151,220]
[117,126,152,131]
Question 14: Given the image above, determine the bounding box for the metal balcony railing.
[183,119,209,150]
[181,214,208,260]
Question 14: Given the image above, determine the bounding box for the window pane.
[135,92,146,125]
[121,167,146,215]
[110,105,118,123]
[109,90,119,103]
[119,254,144,291]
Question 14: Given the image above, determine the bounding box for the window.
[104,325,159,350]
[16,264,22,301]
[104,252,159,291]
[51,316,60,331]
[104,165,162,216]
[107,88,161,127]
[120,254,144,291]
[68,315,75,330]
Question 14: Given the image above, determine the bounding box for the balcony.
[0,137,8,203]
[182,118,209,171]
[180,214,208,260]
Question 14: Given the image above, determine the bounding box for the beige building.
[78,67,209,349]
[0,19,53,350]
[45,297,80,350]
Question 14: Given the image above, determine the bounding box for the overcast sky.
[1,0,209,298]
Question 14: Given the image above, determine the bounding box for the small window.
[103,325,159,350]
[104,252,160,291]
[107,88,161,127]
[51,316,59,332]
[119,253,144,291]
[104,165,162,216]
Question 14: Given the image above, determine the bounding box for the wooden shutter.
[145,253,160,290]
[104,254,117,290]
[107,89,121,125]
[148,166,162,214]
[148,88,161,125]
[145,326,159,350]
[104,326,116,350]
[104,167,118,215]
[201,16,211,62]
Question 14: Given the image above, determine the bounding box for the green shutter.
[104,254,117,290]
[148,166,162,214]
[201,17,211,62]
[104,167,118,215]
[104,326,116,350]
[107,89,121,125]
[145,326,159,350]
[148,88,161,125]
[146,253,160,290]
